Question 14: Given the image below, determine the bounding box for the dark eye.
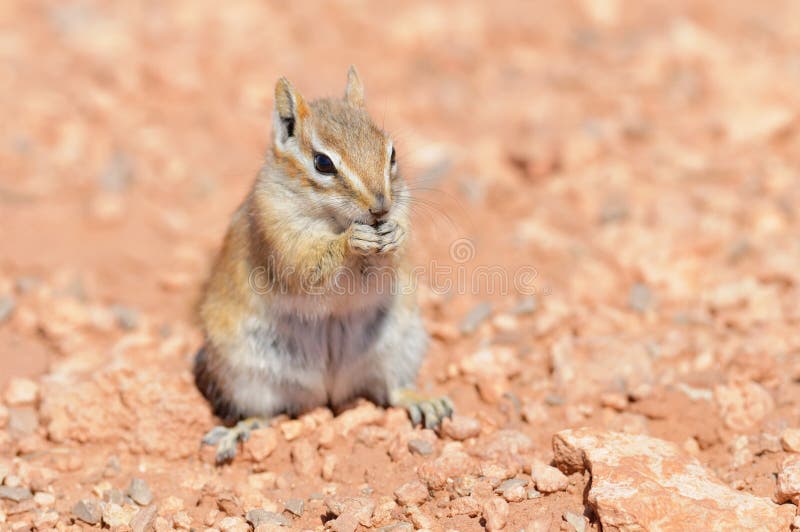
[390,147,396,165]
[314,152,336,175]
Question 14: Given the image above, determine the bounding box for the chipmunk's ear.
[344,65,365,107]
[274,77,308,146]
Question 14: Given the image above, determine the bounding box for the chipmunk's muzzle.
[368,193,392,225]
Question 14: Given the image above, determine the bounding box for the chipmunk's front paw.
[377,219,406,254]
[348,222,382,255]
[390,388,454,430]
[201,417,267,465]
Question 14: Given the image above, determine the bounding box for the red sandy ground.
[2,0,800,530]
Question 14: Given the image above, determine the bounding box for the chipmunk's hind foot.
[390,388,454,430]
[201,417,268,465]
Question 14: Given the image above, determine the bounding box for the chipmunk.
[194,66,453,463]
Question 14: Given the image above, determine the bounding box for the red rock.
[714,380,774,431]
[394,480,429,507]
[531,461,568,493]
[496,478,528,502]
[417,443,478,490]
[243,428,278,462]
[318,424,336,448]
[321,454,338,481]
[449,495,481,517]
[479,460,519,482]
[775,455,800,504]
[406,505,437,530]
[477,374,508,404]
[781,429,800,453]
[328,513,359,532]
[477,430,535,462]
[334,402,383,436]
[291,440,320,477]
[324,496,375,527]
[520,401,547,425]
[553,429,794,531]
[599,391,628,411]
[371,496,399,527]
[130,504,158,532]
[441,415,481,441]
[482,496,509,532]
[4,379,38,407]
[279,419,305,441]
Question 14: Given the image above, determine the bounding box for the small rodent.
[194,66,453,463]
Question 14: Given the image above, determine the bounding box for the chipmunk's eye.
[313,153,336,175]
[390,147,396,165]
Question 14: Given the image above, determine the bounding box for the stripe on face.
[309,131,372,199]
[384,140,393,195]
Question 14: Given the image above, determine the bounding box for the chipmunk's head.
[270,67,401,227]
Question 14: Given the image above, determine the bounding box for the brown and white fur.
[194,67,451,462]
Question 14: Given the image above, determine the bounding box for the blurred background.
[1,1,800,526]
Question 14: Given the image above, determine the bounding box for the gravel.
[246,509,290,527]
[0,295,15,323]
[284,498,305,517]
[407,438,433,455]
[0,486,32,502]
[629,283,654,313]
[72,499,103,525]
[459,301,492,334]
[127,478,153,506]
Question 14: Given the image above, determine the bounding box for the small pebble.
[7,406,38,436]
[441,415,481,441]
[127,478,153,506]
[460,302,492,334]
[102,502,138,527]
[72,499,103,525]
[0,295,15,323]
[781,429,800,453]
[499,484,527,502]
[280,419,305,441]
[512,296,537,315]
[284,498,305,517]
[532,462,569,493]
[406,505,436,529]
[629,283,653,313]
[776,456,800,504]
[407,438,434,456]
[244,428,279,461]
[4,378,39,406]
[110,304,139,330]
[496,477,527,495]
[329,513,359,532]
[545,394,565,406]
[130,504,158,532]
[394,480,429,506]
[564,511,588,532]
[377,523,414,532]
[0,486,32,503]
[482,496,509,532]
[246,509,290,527]
[600,391,628,411]
[219,515,249,532]
[33,492,55,507]
[104,488,125,505]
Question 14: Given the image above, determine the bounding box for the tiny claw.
[420,402,439,430]
[440,397,455,419]
[215,442,238,465]
[201,426,230,446]
[407,403,422,426]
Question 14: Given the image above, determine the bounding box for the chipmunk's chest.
[267,307,388,368]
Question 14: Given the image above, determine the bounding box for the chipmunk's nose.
[369,193,390,218]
